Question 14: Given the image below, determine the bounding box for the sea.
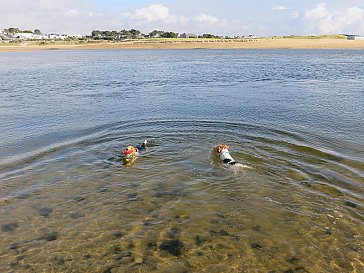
[0,49,363,272]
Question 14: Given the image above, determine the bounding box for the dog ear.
[215,144,223,153]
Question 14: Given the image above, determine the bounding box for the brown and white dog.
[121,140,147,166]
[122,140,147,158]
[122,146,140,157]
[214,144,251,169]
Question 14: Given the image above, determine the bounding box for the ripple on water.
[0,119,363,272]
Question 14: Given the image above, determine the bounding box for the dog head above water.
[122,146,139,157]
[214,144,229,154]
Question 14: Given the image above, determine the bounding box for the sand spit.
[1,38,364,52]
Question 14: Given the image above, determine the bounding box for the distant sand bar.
[1,38,364,52]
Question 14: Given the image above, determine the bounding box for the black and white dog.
[214,144,251,170]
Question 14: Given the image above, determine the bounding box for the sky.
[1,0,364,36]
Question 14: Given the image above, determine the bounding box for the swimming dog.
[122,140,147,166]
[122,140,147,158]
[214,144,251,169]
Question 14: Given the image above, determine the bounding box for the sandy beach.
[1,38,364,52]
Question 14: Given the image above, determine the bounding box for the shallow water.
[0,49,363,272]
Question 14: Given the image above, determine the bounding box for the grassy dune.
[272,34,347,39]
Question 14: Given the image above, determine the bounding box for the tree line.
[91,29,179,40]
[91,29,221,40]
[3,28,42,35]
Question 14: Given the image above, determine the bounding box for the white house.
[346,35,364,40]
[32,34,43,40]
[16,32,34,39]
[0,29,84,40]
[13,32,43,40]
[66,34,83,39]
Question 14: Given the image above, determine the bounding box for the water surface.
[0,49,363,272]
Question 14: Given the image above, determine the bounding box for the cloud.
[272,5,288,11]
[271,5,299,19]
[194,13,219,24]
[117,4,192,31]
[0,0,102,34]
[66,9,78,17]
[304,3,364,34]
[122,4,169,22]
[117,4,228,34]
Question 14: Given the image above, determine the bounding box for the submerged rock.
[147,241,158,250]
[113,231,123,238]
[250,242,263,250]
[287,256,300,265]
[102,266,113,273]
[345,201,357,208]
[252,225,262,232]
[300,181,312,187]
[43,231,58,241]
[294,266,308,272]
[69,211,85,219]
[38,207,53,217]
[53,255,65,265]
[108,245,122,255]
[194,235,204,246]
[127,192,138,201]
[210,229,229,236]
[120,256,134,264]
[10,243,21,250]
[73,195,85,202]
[216,211,228,219]
[159,239,184,256]
[1,222,19,232]
[17,193,30,199]
[143,219,154,226]
[83,253,91,259]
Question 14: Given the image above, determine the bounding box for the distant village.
[1,27,363,42]
[0,28,83,41]
[0,27,257,42]
[0,28,84,42]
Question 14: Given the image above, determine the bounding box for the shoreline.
[1,38,364,52]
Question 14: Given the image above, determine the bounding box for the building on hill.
[345,34,364,40]
[16,32,43,39]
[179,33,197,38]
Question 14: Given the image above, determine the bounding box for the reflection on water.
[0,50,363,272]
